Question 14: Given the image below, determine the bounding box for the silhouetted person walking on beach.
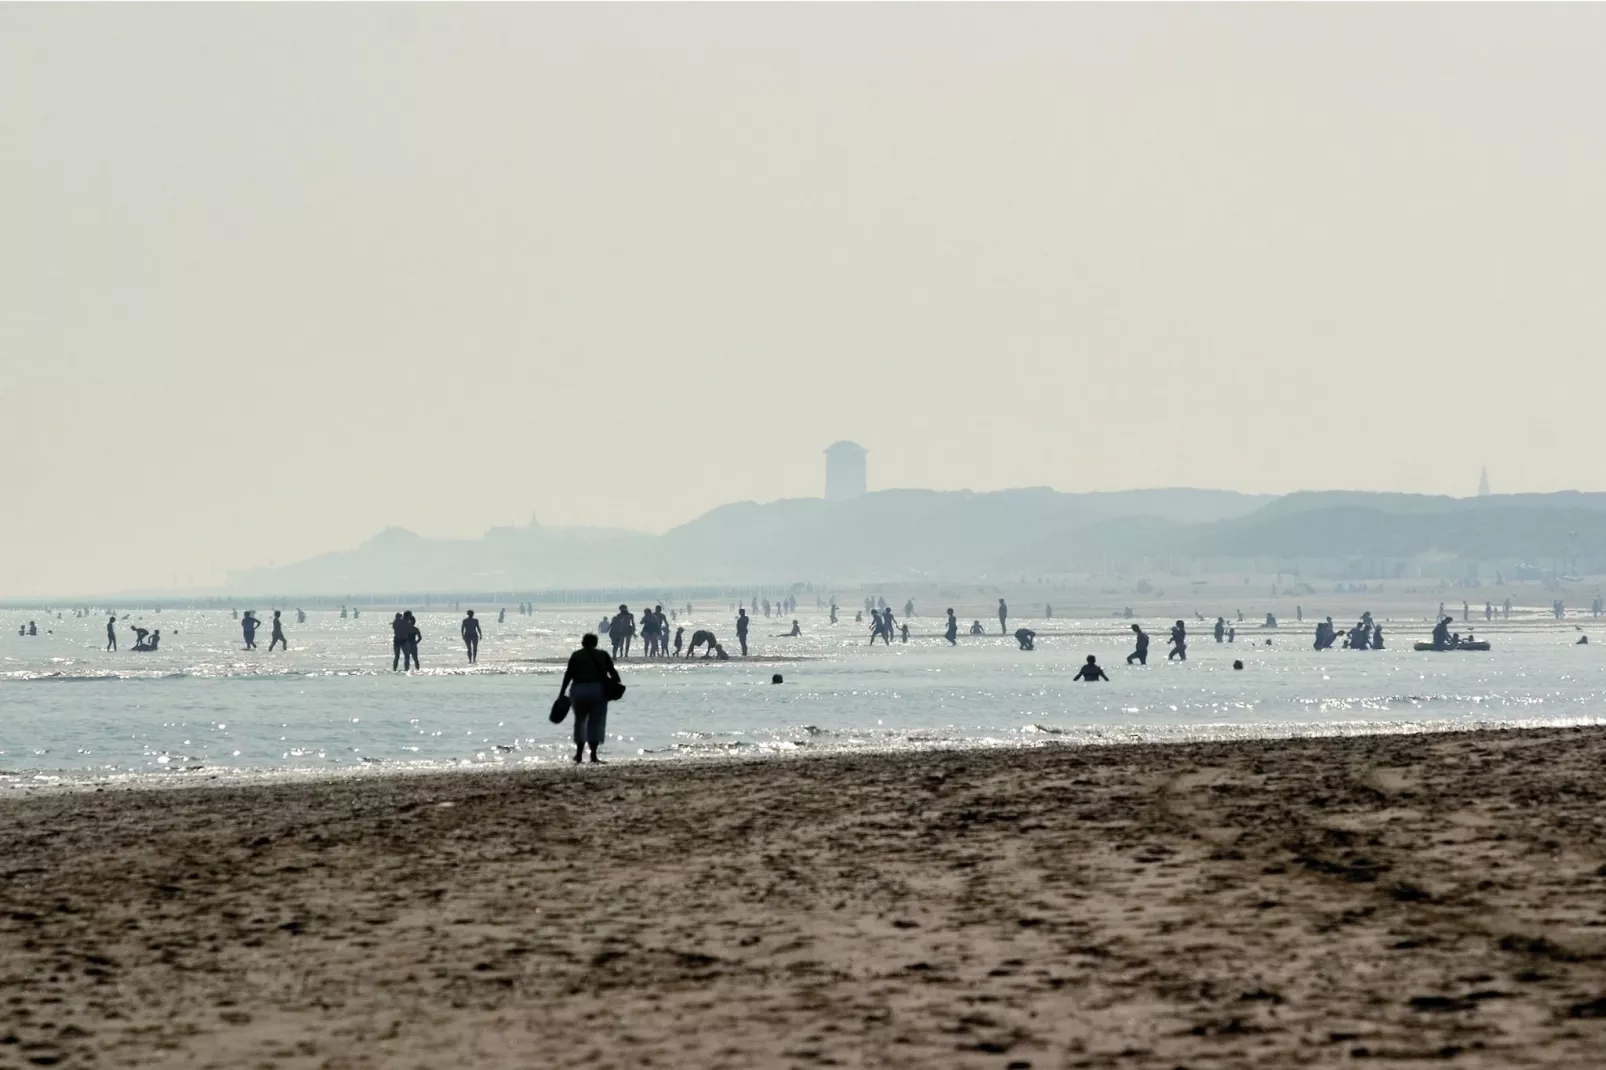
[268,610,287,652]
[242,612,262,650]
[461,610,481,664]
[1126,625,1149,664]
[106,614,117,651]
[998,598,1008,635]
[945,609,958,645]
[1168,620,1187,661]
[673,626,684,656]
[608,605,633,659]
[736,608,750,656]
[558,632,622,764]
[1074,655,1109,681]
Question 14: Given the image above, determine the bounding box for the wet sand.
[4,728,1606,1069]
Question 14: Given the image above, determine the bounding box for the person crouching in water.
[1015,628,1036,650]
[1074,655,1109,681]
[558,633,622,764]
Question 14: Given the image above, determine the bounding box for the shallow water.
[1,607,1602,788]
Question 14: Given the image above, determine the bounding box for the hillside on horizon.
[208,486,1606,597]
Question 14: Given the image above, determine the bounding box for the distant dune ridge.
[226,489,1606,594]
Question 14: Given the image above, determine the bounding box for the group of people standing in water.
[1314,612,1384,651]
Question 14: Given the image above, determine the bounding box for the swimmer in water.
[1073,655,1108,681]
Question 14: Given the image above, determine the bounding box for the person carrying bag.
[556,633,624,764]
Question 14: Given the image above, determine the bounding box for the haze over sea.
[3,606,1602,789]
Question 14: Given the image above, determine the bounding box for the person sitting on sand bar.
[970,620,984,636]
[777,620,801,637]
[1073,655,1108,681]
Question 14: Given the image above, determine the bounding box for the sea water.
[1,608,1602,789]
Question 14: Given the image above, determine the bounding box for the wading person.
[558,633,622,763]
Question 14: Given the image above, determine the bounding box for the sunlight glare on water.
[1,608,1602,788]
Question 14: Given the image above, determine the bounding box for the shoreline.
[6,714,1606,799]
[3,727,1606,1066]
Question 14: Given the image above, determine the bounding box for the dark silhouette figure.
[268,611,287,652]
[900,622,909,643]
[829,602,839,624]
[879,609,896,646]
[134,628,161,652]
[904,599,914,619]
[131,626,149,649]
[1014,628,1036,651]
[673,626,684,656]
[1168,620,1187,661]
[106,614,118,651]
[1127,624,1149,665]
[687,629,720,658]
[736,608,750,656]
[945,609,958,645]
[242,612,262,650]
[778,620,801,638]
[1074,655,1108,681]
[998,598,1008,635]
[1431,616,1454,650]
[970,620,984,635]
[608,605,634,659]
[461,610,481,664]
[1372,624,1385,649]
[1214,617,1226,643]
[498,607,506,624]
[558,633,621,764]
[403,611,421,670]
[392,613,408,670]
[296,609,306,624]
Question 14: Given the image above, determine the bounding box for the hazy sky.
[5,5,1605,596]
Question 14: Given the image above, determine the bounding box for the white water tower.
[824,441,867,501]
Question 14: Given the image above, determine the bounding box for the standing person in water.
[403,611,422,670]
[829,602,839,624]
[1126,623,1150,665]
[1074,655,1109,681]
[557,633,622,764]
[498,607,505,624]
[268,610,287,652]
[945,608,958,645]
[391,613,408,670]
[673,625,684,657]
[880,607,897,645]
[296,608,306,624]
[241,611,262,650]
[1168,620,1188,661]
[106,614,118,651]
[998,598,1008,635]
[461,609,481,664]
[736,607,750,656]
[1214,617,1226,643]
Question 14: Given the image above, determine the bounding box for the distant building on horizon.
[824,441,867,502]
[1478,467,1492,497]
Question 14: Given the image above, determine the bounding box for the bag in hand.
[549,695,571,723]
[605,680,626,702]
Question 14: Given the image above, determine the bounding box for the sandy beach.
[4,729,1606,1068]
